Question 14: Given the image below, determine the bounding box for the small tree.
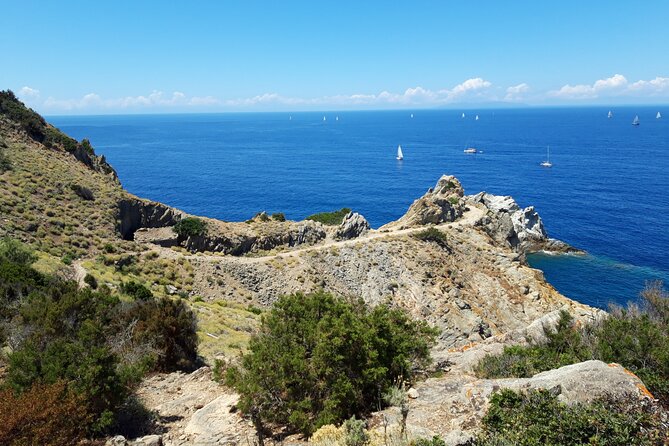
[173,217,207,237]
[226,291,437,436]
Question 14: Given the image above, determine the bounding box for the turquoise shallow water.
[49,107,669,308]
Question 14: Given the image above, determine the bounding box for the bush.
[0,380,91,445]
[0,147,10,172]
[84,273,98,289]
[226,291,438,436]
[173,217,207,237]
[474,283,669,406]
[474,311,586,379]
[121,280,153,300]
[306,208,352,225]
[0,237,37,266]
[271,212,286,222]
[474,389,667,445]
[71,184,95,201]
[412,228,449,249]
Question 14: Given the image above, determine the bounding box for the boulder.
[129,435,162,446]
[335,212,370,240]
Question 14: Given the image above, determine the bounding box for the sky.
[1,0,668,114]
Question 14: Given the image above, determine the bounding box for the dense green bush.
[0,90,47,141]
[412,227,449,249]
[226,291,438,436]
[0,147,10,172]
[0,238,198,437]
[475,388,667,445]
[173,217,207,237]
[271,212,286,222]
[475,282,669,406]
[306,208,352,225]
[121,280,153,300]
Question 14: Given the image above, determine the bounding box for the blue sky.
[1,1,668,114]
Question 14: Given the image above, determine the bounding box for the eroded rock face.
[468,192,572,254]
[335,212,370,240]
[117,197,182,240]
[382,175,465,229]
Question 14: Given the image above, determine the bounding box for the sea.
[49,108,669,310]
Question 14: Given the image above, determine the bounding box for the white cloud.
[19,86,40,98]
[41,90,219,111]
[628,76,669,94]
[504,83,530,101]
[546,74,669,100]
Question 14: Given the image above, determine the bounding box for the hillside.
[1,91,666,445]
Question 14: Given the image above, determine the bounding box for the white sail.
[461,112,465,118]
[336,116,339,121]
[540,146,552,167]
[608,110,613,118]
[410,113,414,118]
[396,145,404,160]
[475,115,479,121]
[657,112,662,119]
[633,115,640,126]
[323,116,326,121]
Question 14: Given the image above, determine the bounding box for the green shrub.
[84,273,98,289]
[475,311,586,379]
[0,147,10,172]
[306,208,352,225]
[475,283,669,406]
[226,291,438,436]
[412,436,446,446]
[173,217,207,237]
[121,281,153,300]
[475,389,666,445]
[271,212,286,222]
[343,417,368,446]
[0,237,36,266]
[412,227,449,248]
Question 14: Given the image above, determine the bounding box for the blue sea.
[49,108,669,309]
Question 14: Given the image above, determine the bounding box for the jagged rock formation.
[334,211,370,240]
[381,175,465,230]
[468,192,579,254]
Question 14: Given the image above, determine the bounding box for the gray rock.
[130,435,162,446]
[106,436,127,446]
[166,284,178,295]
[335,212,370,240]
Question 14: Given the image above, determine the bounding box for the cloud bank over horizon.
[15,74,669,114]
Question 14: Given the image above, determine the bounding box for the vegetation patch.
[225,291,438,437]
[475,282,669,406]
[173,217,207,237]
[0,238,198,439]
[412,227,449,249]
[306,208,351,225]
[474,388,667,445]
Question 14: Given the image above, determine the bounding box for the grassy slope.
[0,93,259,363]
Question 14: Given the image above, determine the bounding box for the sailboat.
[323,116,326,121]
[540,147,552,168]
[632,115,640,126]
[657,112,662,119]
[396,145,404,160]
[410,113,414,118]
[475,115,479,121]
[461,112,465,118]
[336,116,339,121]
[608,110,613,118]
[289,116,292,121]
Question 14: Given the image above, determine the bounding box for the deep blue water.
[49,108,669,309]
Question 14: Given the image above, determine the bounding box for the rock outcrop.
[381,175,465,230]
[334,212,370,240]
[375,359,654,446]
[468,192,579,254]
[117,197,183,240]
